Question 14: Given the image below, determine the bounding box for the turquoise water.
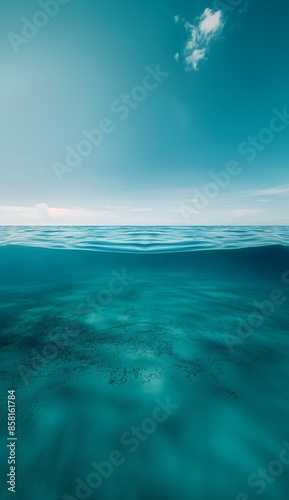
[0,227,289,499]
[1,225,289,252]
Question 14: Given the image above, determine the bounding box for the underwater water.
[0,226,289,500]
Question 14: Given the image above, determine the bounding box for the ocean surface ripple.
[0,226,289,253]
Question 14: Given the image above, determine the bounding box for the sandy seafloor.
[0,244,289,500]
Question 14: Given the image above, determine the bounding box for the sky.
[0,0,289,226]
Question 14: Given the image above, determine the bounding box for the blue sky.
[0,0,288,225]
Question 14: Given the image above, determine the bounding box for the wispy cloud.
[0,204,112,225]
[241,184,289,197]
[169,208,200,215]
[174,7,224,70]
[104,205,131,210]
[0,204,155,225]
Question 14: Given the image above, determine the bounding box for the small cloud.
[174,14,185,23]
[174,7,224,70]
[174,52,180,61]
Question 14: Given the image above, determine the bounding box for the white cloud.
[241,185,289,197]
[186,49,206,70]
[175,7,224,70]
[174,52,180,61]
[199,8,222,35]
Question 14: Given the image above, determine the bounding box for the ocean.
[0,226,289,500]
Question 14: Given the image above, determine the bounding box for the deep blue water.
[0,226,289,500]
